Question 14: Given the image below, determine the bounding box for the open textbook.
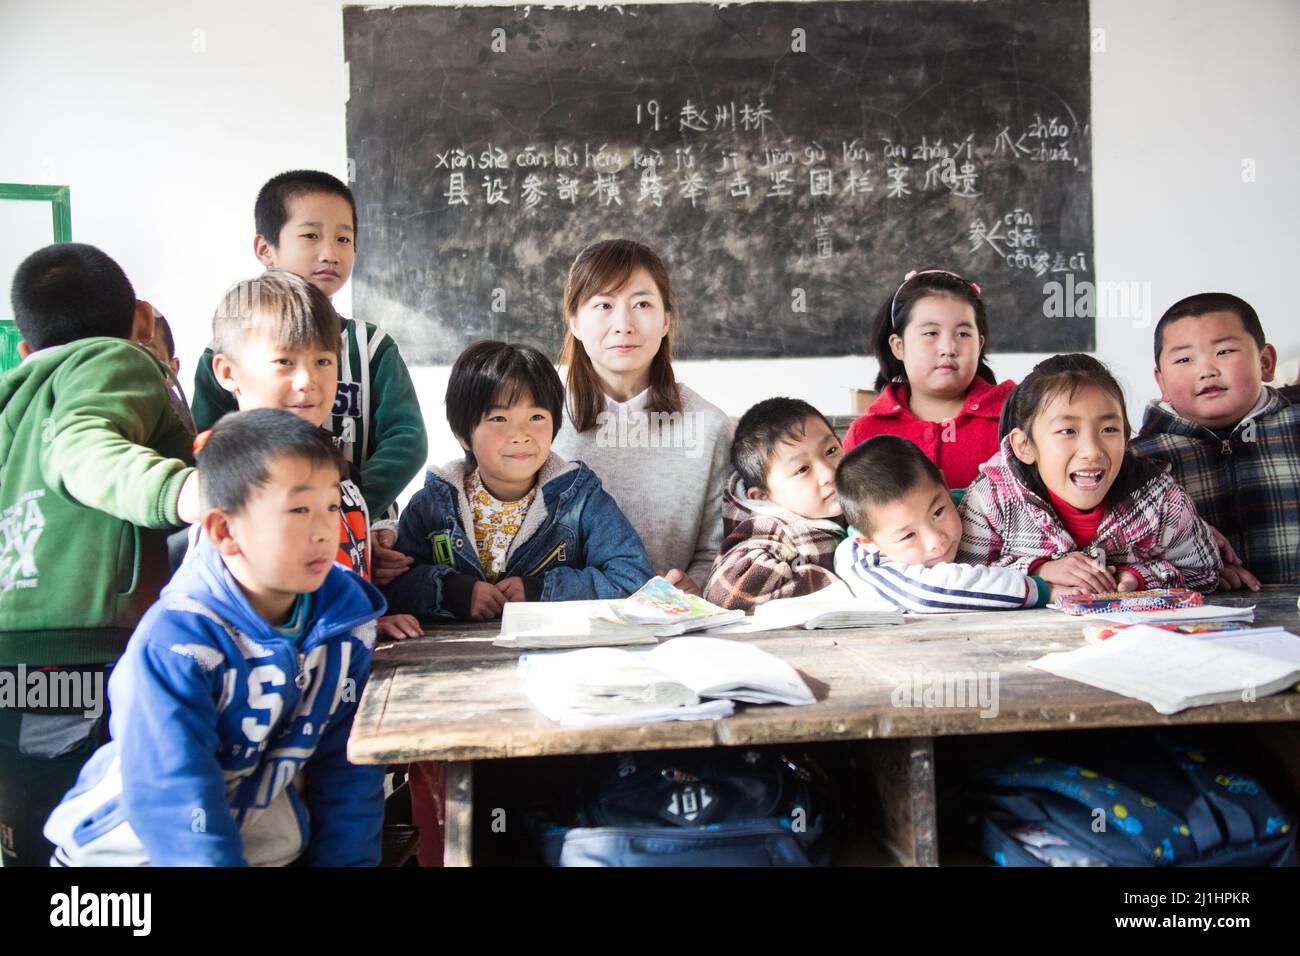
[494,601,662,649]
[519,636,816,726]
[749,581,904,630]
[707,581,905,633]
[495,578,744,649]
[1031,624,1300,715]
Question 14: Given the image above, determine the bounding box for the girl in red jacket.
[843,269,1015,490]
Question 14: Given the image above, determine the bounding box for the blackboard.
[344,0,1094,365]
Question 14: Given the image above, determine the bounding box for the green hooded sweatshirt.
[0,337,194,665]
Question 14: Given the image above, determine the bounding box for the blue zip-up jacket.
[834,536,1051,613]
[43,537,386,867]
[383,453,653,618]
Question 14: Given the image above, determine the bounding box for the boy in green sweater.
[0,243,197,866]
[191,171,427,586]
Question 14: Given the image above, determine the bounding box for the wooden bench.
[348,586,1300,866]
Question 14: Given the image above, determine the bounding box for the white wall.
[3,0,1297,508]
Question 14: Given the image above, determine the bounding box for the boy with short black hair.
[45,409,387,866]
[1,243,196,866]
[705,397,848,610]
[1132,292,1299,586]
[141,308,178,373]
[136,307,196,434]
[834,435,1063,612]
[191,169,427,522]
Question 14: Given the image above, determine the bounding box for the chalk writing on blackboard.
[344,0,1096,363]
[427,125,1088,279]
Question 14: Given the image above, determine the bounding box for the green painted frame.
[0,182,73,242]
[1,183,72,371]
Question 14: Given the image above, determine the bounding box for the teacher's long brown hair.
[559,238,682,432]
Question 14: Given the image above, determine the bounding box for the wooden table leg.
[443,761,474,867]
[863,737,938,866]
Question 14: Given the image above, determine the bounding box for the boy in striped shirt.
[833,435,1072,613]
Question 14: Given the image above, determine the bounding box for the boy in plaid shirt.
[705,398,848,610]
[1131,293,1298,587]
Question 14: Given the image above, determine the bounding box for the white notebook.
[518,636,815,726]
[1030,624,1300,715]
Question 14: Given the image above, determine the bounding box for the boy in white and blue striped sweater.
[833,435,1072,613]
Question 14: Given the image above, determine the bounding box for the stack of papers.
[519,636,816,726]
[1031,624,1300,714]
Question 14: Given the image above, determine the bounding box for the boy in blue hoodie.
[44,409,386,866]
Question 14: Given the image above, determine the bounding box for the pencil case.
[1051,588,1204,616]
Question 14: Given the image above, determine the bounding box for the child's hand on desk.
[371,529,414,586]
[469,581,506,620]
[662,569,701,596]
[495,577,526,603]
[1047,583,1088,605]
[1216,564,1261,592]
[1037,553,1116,594]
[1206,526,1261,592]
[377,614,423,640]
[1109,568,1143,592]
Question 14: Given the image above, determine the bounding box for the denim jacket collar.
[427,452,583,557]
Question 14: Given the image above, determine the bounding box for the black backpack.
[537,748,840,867]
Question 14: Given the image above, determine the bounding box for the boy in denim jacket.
[383,341,652,622]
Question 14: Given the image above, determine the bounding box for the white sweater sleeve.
[835,539,1043,613]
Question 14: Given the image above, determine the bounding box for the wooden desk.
[349,587,1300,866]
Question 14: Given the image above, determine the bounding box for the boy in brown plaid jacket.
[705,398,848,610]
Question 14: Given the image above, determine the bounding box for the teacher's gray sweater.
[551,383,734,586]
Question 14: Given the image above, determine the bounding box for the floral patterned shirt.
[465,470,537,581]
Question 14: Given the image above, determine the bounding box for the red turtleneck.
[1046,488,1105,549]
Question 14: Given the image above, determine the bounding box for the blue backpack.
[972,736,1295,867]
[536,749,839,867]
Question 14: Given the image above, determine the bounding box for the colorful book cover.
[613,576,736,623]
[1082,620,1249,644]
